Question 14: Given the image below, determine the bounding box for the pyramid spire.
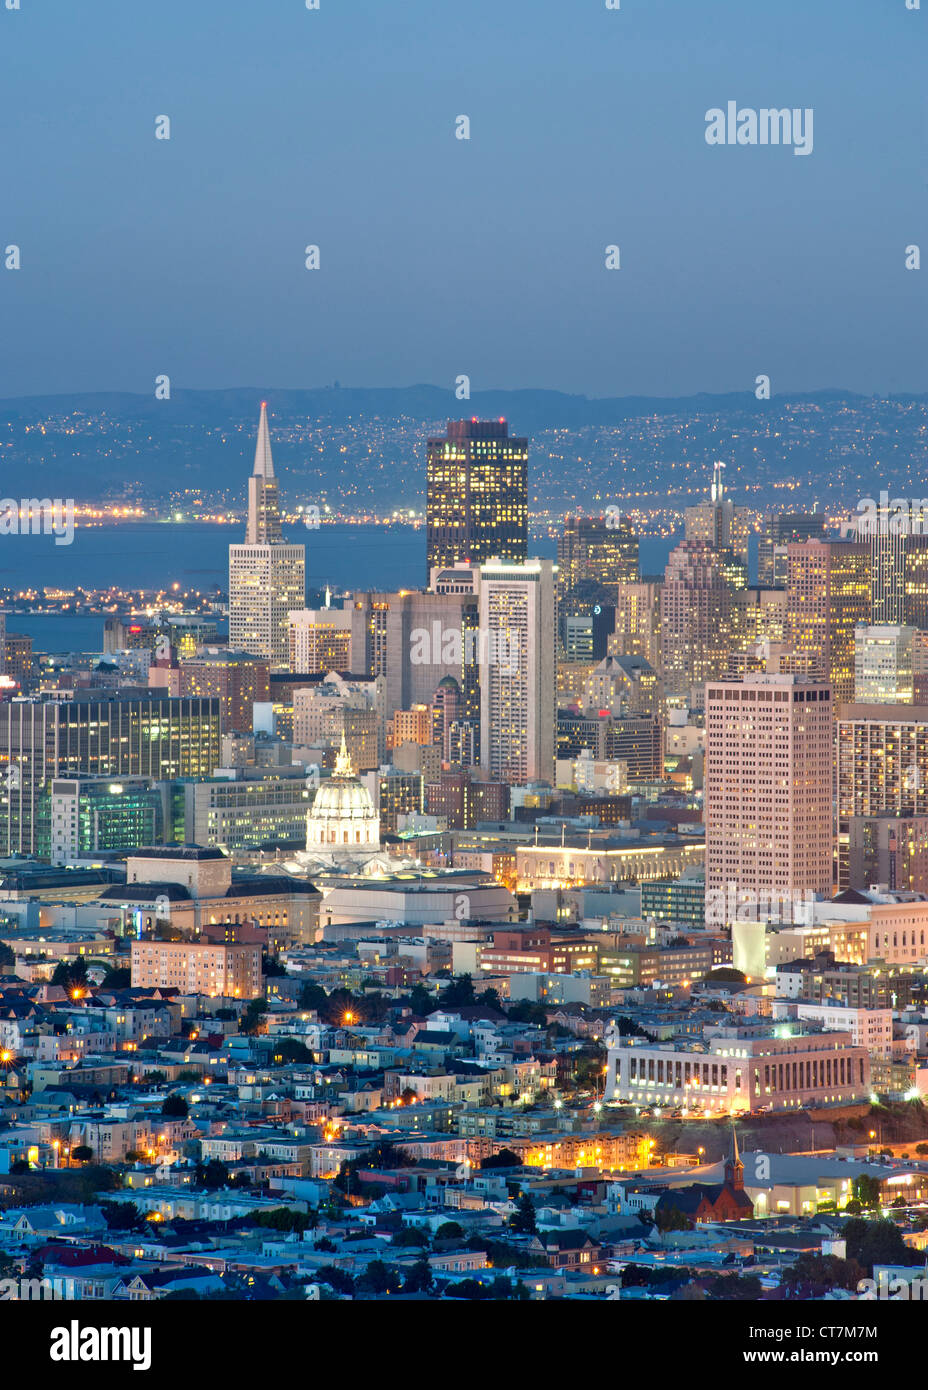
[253,401,275,479]
[245,402,282,544]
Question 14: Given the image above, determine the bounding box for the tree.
[355,1260,402,1295]
[504,1000,548,1026]
[852,1175,882,1211]
[392,1226,429,1248]
[317,1265,354,1296]
[782,1253,865,1298]
[239,998,267,1035]
[298,982,329,1014]
[333,1141,416,1194]
[101,966,131,990]
[71,1145,93,1164]
[161,1093,188,1118]
[480,1148,522,1170]
[435,1221,464,1241]
[407,983,432,1016]
[250,1208,315,1234]
[706,1274,764,1301]
[573,1043,608,1089]
[843,1218,922,1273]
[403,1257,433,1293]
[262,955,288,977]
[441,974,476,1008]
[51,958,89,992]
[655,1205,694,1233]
[399,1086,419,1106]
[100,1200,143,1231]
[509,1192,537,1235]
[196,1159,230,1190]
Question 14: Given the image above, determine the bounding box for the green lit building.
[49,776,173,865]
[641,874,706,927]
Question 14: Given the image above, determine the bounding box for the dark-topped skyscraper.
[426,419,527,579]
[557,513,639,607]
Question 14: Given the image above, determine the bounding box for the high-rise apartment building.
[758,511,826,587]
[392,705,433,748]
[426,419,527,576]
[349,586,481,724]
[836,703,928,886]
[683,463,751,569]
[705,674,834,921]
[784,539,870,704]
[131,937,263,999]
[661,542,735,698]
[859,500,928,625]
[610,579,662,670]
[854,625,916,704]
[288,607,352,673]
[479,559,557,784]
[229,404,305,667]
[557,514,638,606]
[179,649,270,734]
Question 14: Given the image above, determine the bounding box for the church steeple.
[245,402,283,544]
[725,1121,744,1191]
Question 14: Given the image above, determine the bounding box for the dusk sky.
[2,0,925,399]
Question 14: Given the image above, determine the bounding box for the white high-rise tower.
[229,403,305,668]
[478,558,557,784]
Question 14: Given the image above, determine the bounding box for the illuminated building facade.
[49,775,171,865]
[705,675,834,921]
[426,419,527,576]
[229,405,305,667]
[130,936,263,998]
[288,608,352,674]
[785,539,870,704]
[479,559,557,784]
[854,624,916,704]
[836,704,928,887]
[660,542,734,698]
[179,649,270,734]
[758,510,826,587]
[557,514,638,606]
[605,1026,871,1113]
[0,693,220,857]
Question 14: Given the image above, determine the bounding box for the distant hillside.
[1,385,925,512]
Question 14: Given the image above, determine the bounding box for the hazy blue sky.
[1,0,925,398]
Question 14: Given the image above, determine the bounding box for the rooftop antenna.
[711,460,726,504]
